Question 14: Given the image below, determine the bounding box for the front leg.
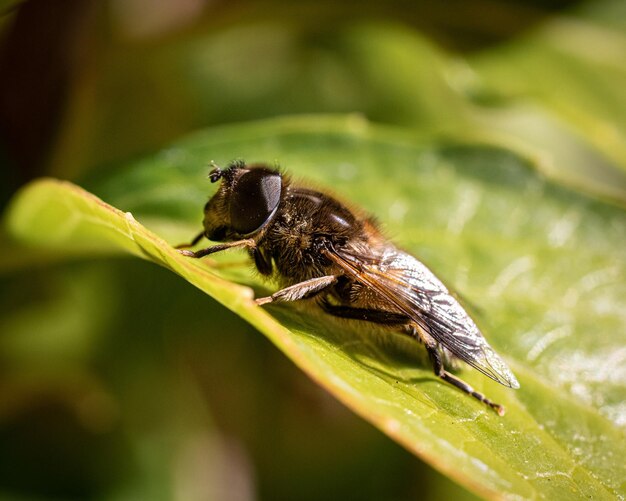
[255,275,339,306]
[178,238,256,258]
[175,231,206,249]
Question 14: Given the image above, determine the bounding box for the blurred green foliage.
[1,1,626,500]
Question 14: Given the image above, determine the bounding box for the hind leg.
[404,324,505,415]
[321,302,505,415]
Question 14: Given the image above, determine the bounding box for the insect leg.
[178,238,256,258]
[319,301,409,325]
[256,275,339,306]
[175,231,206,249]
[405,325,505,416]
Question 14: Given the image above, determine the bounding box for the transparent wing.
[326,246,520,389]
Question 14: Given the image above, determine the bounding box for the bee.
[178,160,519,415]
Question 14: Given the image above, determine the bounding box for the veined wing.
[325,246,520,389]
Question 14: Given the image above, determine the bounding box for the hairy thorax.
[258,186,371,284]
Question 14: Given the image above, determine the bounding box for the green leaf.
[47,15,626,203]
[5,116,626,499]
[468,1,626,203]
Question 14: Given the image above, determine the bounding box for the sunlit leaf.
[6,116,626,500]
[469,0,626,203]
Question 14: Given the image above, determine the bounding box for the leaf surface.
[6,116,626,500]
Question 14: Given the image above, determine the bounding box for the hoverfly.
[178,161,519,415]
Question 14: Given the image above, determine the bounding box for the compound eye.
[230,168,282,235]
